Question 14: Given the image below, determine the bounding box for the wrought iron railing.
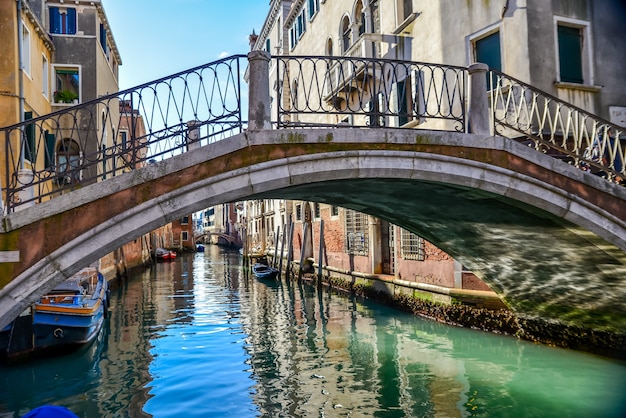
[274,56,467,132]
[1,55,245,212]
[489,70,625,183]
[2,53,623,213]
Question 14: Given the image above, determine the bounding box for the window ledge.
[554,82,602,93]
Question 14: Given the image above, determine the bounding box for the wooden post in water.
[286,221,295,279]
[317,220,324,281]
[278,222,287,277]
[298,223,309,281]
[273,226,280,267]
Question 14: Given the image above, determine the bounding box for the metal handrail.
[489,70,625,183]
[274,56,467,132]
[2,54,623,213]
[1,55,246,213]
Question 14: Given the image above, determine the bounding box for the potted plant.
[54,89,79,104]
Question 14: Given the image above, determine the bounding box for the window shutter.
[67,8,77,35]
[412,69,425,118]
[24,111,36,163]
[45,131,56,170]
[49,7,60,34]
[558,25,583,83]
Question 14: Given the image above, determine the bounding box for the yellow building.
[0,0,55,208]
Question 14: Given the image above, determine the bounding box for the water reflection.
[243,269,626,417]
[1,247,624,418]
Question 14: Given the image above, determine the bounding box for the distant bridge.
[0,53,624,340]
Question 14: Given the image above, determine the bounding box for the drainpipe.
[16,0,25,168]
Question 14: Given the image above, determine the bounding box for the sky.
[103,0,270,90]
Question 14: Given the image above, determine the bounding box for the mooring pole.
[317,220,324,281]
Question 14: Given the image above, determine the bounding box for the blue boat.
[0,268,109,362]
[252,263,279,281]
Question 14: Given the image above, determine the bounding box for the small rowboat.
[252,263,279,280]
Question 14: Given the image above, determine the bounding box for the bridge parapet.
[1,54,624,214]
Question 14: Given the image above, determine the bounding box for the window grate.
[345,209,368,255]
[401,229,424,261]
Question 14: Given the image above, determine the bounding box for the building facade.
[245,0,626,292]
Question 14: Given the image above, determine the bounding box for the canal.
[1,246,625,417]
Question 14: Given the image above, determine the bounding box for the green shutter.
[558,25,583,83]
[24,111,36,163]
[475,32,501,71]
[45,131,56,169]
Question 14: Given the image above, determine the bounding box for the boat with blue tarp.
[0,267,109,362]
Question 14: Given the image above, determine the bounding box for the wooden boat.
[156,247,177,261]
[252,263,279,280]
[0,267,109,362]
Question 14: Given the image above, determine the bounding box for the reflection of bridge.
[194,232,240,247]
[0,53,625,344]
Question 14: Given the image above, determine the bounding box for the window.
[99,23,109,58]
[474,31,501,72]
[181,231,189,242]
[345,209,368,255]
[341,16,351,52]
[265,38,271,53]
[49,7,77,35]
[296,10,306,38]
[313,202,320,219]
[120,131,128,150]
[326,37,333,56]
[53,66,80,104]
[22,23,31,76]
[56,139,81,184]
[331,205,339,217]
[295,203,302,221]
[181,216,189,225]
[401,229,424,261]
[42,55,49,98]
[557,25,582,83]
[307,0,319,20]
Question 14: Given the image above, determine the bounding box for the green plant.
[54,89,78,104]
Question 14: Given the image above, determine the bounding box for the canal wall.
[277,257,626,361]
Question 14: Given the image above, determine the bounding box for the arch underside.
[2,131,625,334]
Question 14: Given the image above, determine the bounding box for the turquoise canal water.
[1,246,625,417]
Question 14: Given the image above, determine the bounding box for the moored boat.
[252,263,279,281]
[0,267,109,362]
[156,248,177,261]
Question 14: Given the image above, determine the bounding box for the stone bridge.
[0,53,625,340]
[1,127,625,335]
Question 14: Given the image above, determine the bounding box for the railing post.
[467,63,491,135]
[247,51,271,130]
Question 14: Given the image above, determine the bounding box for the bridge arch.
[1,128,625,333]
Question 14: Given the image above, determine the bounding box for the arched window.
[326,37,334,56]
[341,16,351,52]
[56,139,81,185]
